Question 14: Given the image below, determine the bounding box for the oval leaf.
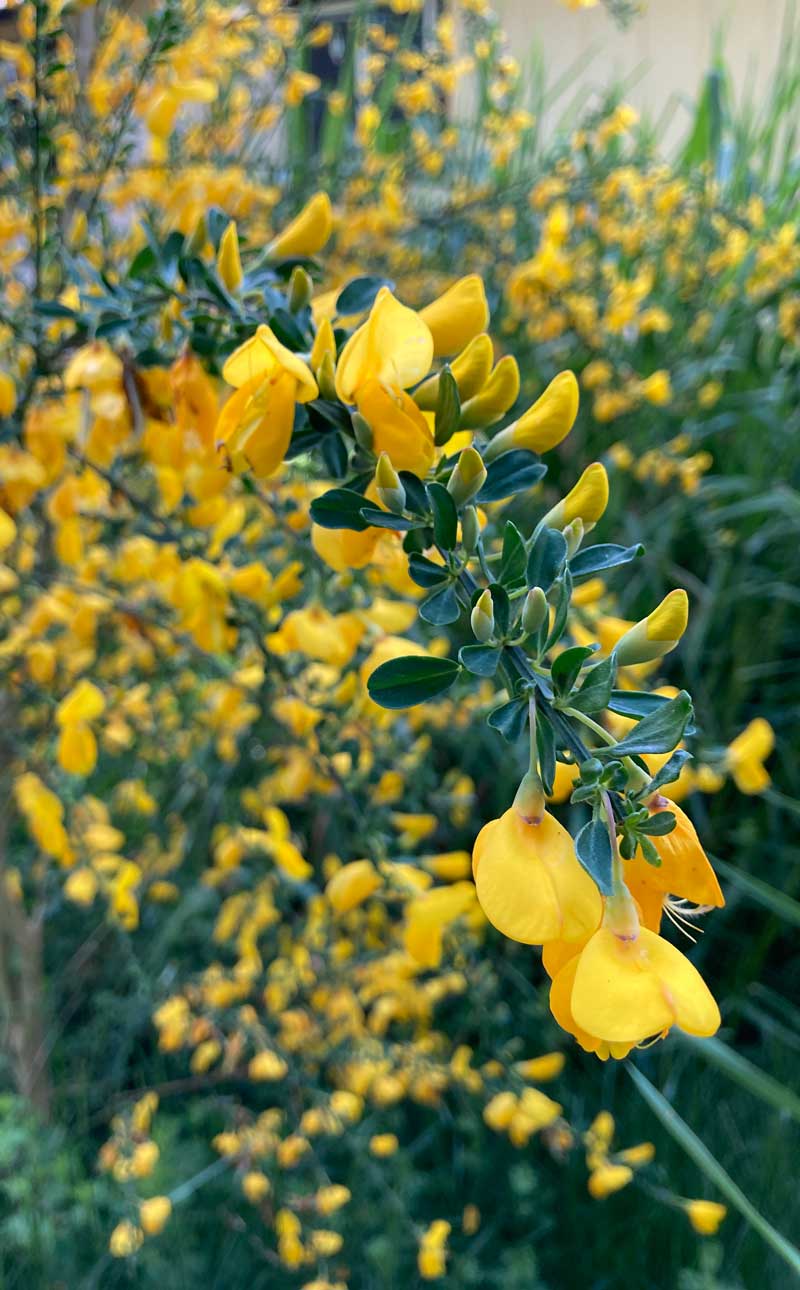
[367,655,460,709]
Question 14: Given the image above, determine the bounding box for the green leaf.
[678,1034,800,1125]
[310,488,370,531]
[399,471,430,516]
[459,644,501,677]
[628,1065,800,1278]
[527,527,567,592]
[427,482,458,549]
[269,308,308,350]
[551,645,597,698]
[607,690,675,720]
[646,749,692,793]
[477,452,547,503]
[358,507,416,531]
[408,553,448,589]
[499,521,527,587]
[488,583,510,636]
[574,817,614,895]
[434,367,461,447]
[367,655,461,709]
[570,654,617,714]
[336,275,393,315]
[419,584,461,626]
[595,691,693,759]
[637,810,676,836]
[570,543,644,579]
[488,698,528,742]
[536,715,556,795]
[545,570,573,651]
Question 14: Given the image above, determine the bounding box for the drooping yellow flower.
[725,717,774,794]
[217,325,317,477]
[624,800,724,932]
[570,925,720,1045]
[472,808,602,945]
[484,370,579,460]
[418,274,490,357]
[267,191,333,259]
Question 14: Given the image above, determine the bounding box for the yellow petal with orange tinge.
[418,274,490,357]
[571,926,721,1044]
[472,808,602,945]
[268,191,333,259]
[625,801,724,917]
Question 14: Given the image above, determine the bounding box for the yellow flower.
[541,462,609,530]
[326,860,382,914]
[0,372,16,417]
[640,370,672,405]
[615,589,689,666]
[0,507,16,552]
[413,332,494,411]
[217,325,317,477]
[217,220,243,291]
[109,1219,144,1257]
[248,1050,288,1081]
[624,800,724,932]
[570,925,720,1046]
[459,355,520,429]
[268,192,333,259]
[418,274,489,357]
[242,1171,271,1203]
[684,1199,727,1235]
[588,1163,633,1198]
[472,808,602,945]
[418,1220,451,1280]
[369,1132,398,1157]
[725,717,774,794]
[139,1195,172,1235]
[484,370,579,460]
[64,868,99,906]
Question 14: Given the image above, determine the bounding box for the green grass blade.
[712,856,800,928]
[628,1065,800,1276]
[677,1034,800,1123]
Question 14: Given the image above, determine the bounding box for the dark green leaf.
[419,584,461,625]
[488,584,510,636]
[545,570,573,650]
[499,521,527,587]
[575,817,614,895]
[570,654,617,714]
[399,471,430,516]
[536,715,557,795]
[321,432,348,478]
[367,655,460,709]
[434,367,461,446]
[487,698,528,742]
[527,527,568,592]
[336,275,393,315]
[310,488,370,531]
[359,508,416,531]
[269,308,308,350]
[570,543,644,579]
[647,749,692,793]
[638,810,677,837]
[477,451,547,503]
[307,400,353,432]
[607,691,674,720]
[427,482,458,549]
[551,644,597,698]
[408,554,448,589]
[595,691,694,759]
[459,644,501,677]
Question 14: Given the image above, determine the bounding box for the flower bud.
[614,589,689,666]
[413,333,494,411]
[563,516,585,557]
[514,770,546,825]
[375,452,406,513]
[459,356,520,430]
[317,350,337,401]
[484,370,579,462]
[470,589,494,643]
[352,411,373,452]
[447,447,487,506]
[310,317,336,373]
[186,213,208,257]
[288,265,313,313]
[522,586,548,634]
[267,191,333,259]
[540,462,609,532]
[461,505,480,554]
[217,220,243,292]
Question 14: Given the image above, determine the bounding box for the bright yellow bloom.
[472,808,602,945]
[588,1163,633,1198]
[624,800,724,932]
[139,1195,172,1235]
[685,1199,727,1235]
[248,1050,288,1081]
[217,325,317,478]
[268,191,333,259]
[484,370,579,460]
[725,718,774,794]
[418,274,490,357]
[326,860,382,914]
[109,1219,144,1257]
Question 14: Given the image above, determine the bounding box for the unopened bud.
[614,589,689,666]
[186,213,208,257]
[375,452,405,513]
[470,589,494,643]
[461,505,480,554]
[563,516,585,557]
[540,462,609,532]
[288,265,313,313]
[317,350,337,401]
[514,770,546,825]
[447,447,487,506]
[217,220,243,292]
[352,412,373,452]
[522,586,548,635]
